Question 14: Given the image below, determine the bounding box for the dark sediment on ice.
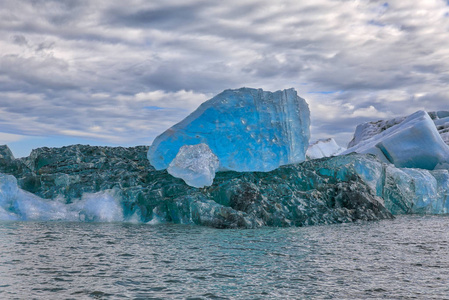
[0,144,393,228]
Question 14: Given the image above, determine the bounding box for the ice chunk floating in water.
[167,143,219,188]
[342,111,449,170]
[148,88,310,175]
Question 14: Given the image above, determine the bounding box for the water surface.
[1,215,449,299]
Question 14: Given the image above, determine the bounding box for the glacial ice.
[348,110,449,148]
[0,78,447,229]
[430,111,449,146]
[306,138,345,160]
[0,172,126,222]
[347,116,406,148]
[342,111,449,170]
[2,143,449,228]
[167,143,219,188]
[148,88,310,173]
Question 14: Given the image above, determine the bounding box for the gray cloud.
[1,0,449,155]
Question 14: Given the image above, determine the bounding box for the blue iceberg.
[148,88,310,175]
[342,111,449,170]
[348,110,449,148]
[0,143,449,228]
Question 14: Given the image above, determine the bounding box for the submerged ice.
[148,87,310,178]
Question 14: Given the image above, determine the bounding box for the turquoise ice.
[343,111,449,170]
[1,144,449,227]
[148,87,310,173]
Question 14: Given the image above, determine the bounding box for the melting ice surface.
[0,173,129,222]
[167,143,219,188]
[2,151,449,226]
[148,88,310,175]
[306,138,345,160]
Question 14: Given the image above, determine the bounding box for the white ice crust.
[306,138,345,160]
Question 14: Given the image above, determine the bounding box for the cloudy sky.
[1,0,449,157]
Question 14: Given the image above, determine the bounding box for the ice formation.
[0,145,14,161]
[348,110,449,148]
[1,144,449,228]
[306,138,345,160]
[167,144,219,188]
[347,116,406,148]
[342,111,449,170]
[429,111,449,145]
[0,172,124,222]
[148,88,310,174]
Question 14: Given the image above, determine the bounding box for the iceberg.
[342,111,449,170]
[348,110,449,148]
[429,111,449,146]
[148,88,310,174]
[1,144,449,228]
[167,143,219,188]
[347,116,406,148]
[0,145,394,228]
[306,138,345,160]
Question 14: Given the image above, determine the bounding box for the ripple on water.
[1,216,449,299]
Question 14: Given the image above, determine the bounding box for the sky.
[1,0,449,157]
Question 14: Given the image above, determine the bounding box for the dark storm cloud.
[0,0,449,151]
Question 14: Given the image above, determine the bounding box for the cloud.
[0,0,449,154]
[0,132,25,144]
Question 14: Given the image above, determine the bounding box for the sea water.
[1,215,449,299]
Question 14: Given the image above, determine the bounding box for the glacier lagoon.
[2,88,449,298]
[1,88,449,226]
[2,216,449,299]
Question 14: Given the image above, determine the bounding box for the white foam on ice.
[0,173,129,222]
[77,191,124,222]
